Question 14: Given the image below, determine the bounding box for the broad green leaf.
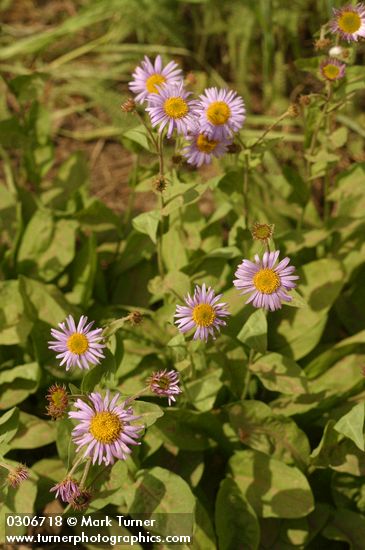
[237,309,267,354]
[185,369,223,411]
[9,412,56,449]
[17,209,78,281]
[0,362,41,409]
[334,403,365,451]
[125,466,195,537]
[215,477,260,550]
[270,258,344,359]
[0,280,32,346]
[131,401,164,428]
[0,408,19,446]
[228,400,310,469]
[229,449,314,518]
[132,210,160,244]
[323,508,365,550]
[250,352,308,394]
[56,418,75,467]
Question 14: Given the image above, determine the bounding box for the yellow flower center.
[206,101,231,125]
[322,64,340,80]
[146,73,166,94]
[67,333,89,354]
[192,303,216,327]
[164,97,189,119]
[253,268,280,294]
[338,11,361,33]
[196,133,218,153]
[89,411,122,444]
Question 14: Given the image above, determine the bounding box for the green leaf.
[56,418,75,467]
[250,352,308,394]
[323,508,365,550]
[215,477,260,550]
[125,466,195,537]
[128,400,164,428]
[237,309,267,353]
[334,403,365,451]
[0,280,32,346]
[17,209,78,281]
[81,349,116,393]
[0,362,41,409]
[9,412,56,449]
[228,400,310,469]
[0,408,19,446]
[229,449,314,518]
[132,210,161,244]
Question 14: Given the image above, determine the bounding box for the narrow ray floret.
[146,82,197,138]
[148,369,182,406]
[233,251,299,311]
[174,283,230,342]
[320,58,346,81]
[330,3,365,42]
[182,131,232,167]
[69,391,143,466]
[50,477,80,503]
[48,315,105,371]
[194,87,246,140]
[128,55,182,103]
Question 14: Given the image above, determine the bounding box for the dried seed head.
[7,465,29,488]
[286,103,300,118]
[299,94,311,107]
[121,97,136,113]
[128,311,143,326]
[153,175,167,193]
[227,143,242,154]
[171,154,183,165]
[185,72,197,86]
[46,384,69,420]
[251,222,274,243]
[69,489,92,511]
[314,38,332,51]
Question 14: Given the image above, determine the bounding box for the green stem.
[241,349,255,401]
[79,458,92,489]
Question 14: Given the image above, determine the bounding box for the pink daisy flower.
[182,131,232,167]
[48,315,105,371]
[148,369,182,406]
[330,3,365,42]
[233,250,299,311]
[69,392,143,466]
[146,82,197,138]
[174,283,230,342]
[193,87,246,140]
[320,58,346,81]
[128,55,182,103]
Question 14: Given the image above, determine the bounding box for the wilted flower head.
[7,465,29,488]
[314,38,332,50]
[121,97,136,113]
[182,131,232,167]
[193,87,246,140]
[69,391,143,466]
[330,3,365,41]
[146,82,197,138]
[234,250,299,311]
[46,384,68,420]
[153,175,167,193]
[174,283,230,342]
[127,311,144,326]
[251,222,274,243]
[48,315,105,371]
[50,477,80,503]
[129,55,182,103]
[69,489,92,511]
[148,369,182,406]
[320,58,346,81]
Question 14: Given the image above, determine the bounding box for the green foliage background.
[1,0,365,548]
